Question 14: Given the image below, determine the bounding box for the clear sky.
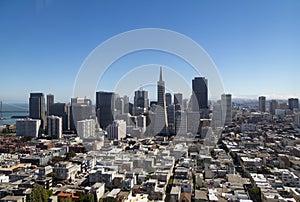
[0,0,299,103]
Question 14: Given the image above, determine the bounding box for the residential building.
[16,119,41,138]
[76,119,95,139]
[107,120,126,140]
[47,115,62,139]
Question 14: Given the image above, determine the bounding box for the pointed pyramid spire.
[159,66,163,81]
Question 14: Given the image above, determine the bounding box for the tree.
[79,194,95,202]
[47,172,58,180]
[210,150,217,158]
[29,184,51,202]
[250,186,260,195]
[99,198,117,202]
[59,197,72,202]
[65,151,76,160]
[51,156,65,165]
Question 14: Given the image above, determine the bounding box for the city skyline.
[1,1,300,103]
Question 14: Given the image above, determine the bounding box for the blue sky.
[0,0,299,103]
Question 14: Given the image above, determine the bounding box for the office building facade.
[96,92,115,129]
[49,103,70,132]
[221,94,232,125]
[134,89,149,115]
[29,93,46,130]
[288,98,299,111]
[259,96,266,112]
[191,77,208,111]
[47,94,54,114]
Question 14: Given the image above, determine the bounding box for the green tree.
[79,194,95,202]
[210,149,217,158]
[29,184,51,202]
[59,197,72,202]
[47,172,58,180]
[65,151,76,160]
[250,186,260,195]
[51,156,65,165]
[99,198,117,202]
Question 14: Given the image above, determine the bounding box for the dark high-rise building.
[175,110,187,135]
[270,100,278,115]
[174,93,183,106]
[155,67,168,135]
[166,93,172,107]
[49,103,69,131]
[134,89,149,115]
[192,77,208,111]
[288,98,299,111]
[29,93,46,130]
[167,105,175,134]
[96,91,115,129]
[259,96,266,112]
[47,94,54,114]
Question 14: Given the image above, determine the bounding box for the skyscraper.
[192,77,208,111]
[270,100,278,115]
[175,110,187,135]
[167,105,175,134]
[221,94,232,125]
[96,91,115,129]
[49,103,69,131]
[258,96,266,112]
[155,67,168,135]
[288,98,299,111]
[165,93,172,107]
[115,97,124,115]
[70,97,92,132]
[134,89,149,115]
[29,93,46,130]
[47,94,54,114]
[174,93,183,106]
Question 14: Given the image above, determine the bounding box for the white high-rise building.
[212,101,222,128]
[107,120,126,140]
[77,119,95,139]
[137,115,146,134]
[16,119,41,138]
[47,115,62,139]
